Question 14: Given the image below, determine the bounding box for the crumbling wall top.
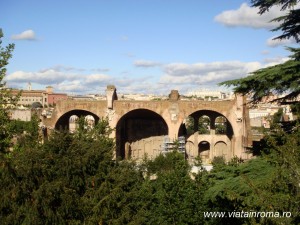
[169,90,180,101]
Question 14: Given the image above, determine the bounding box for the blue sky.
[0,0,297,95]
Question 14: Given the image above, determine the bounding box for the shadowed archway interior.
[116,109,168,159]
[179,110,234,139]
[55,110,100,130]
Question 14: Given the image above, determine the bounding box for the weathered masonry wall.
[43,86,252,163]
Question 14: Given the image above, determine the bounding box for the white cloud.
[6,70,79,85]
[56,81,87,92]
[263,56,290,67]
[38,65,110,73]
[214,3,284,29]
[5,58,289,95]
[266,36,297,47]
[160,61,261,85]
[5,66,150,94]
[115,80,177,95]
[85,74,111,84]
[11,30,37,40]
[92,68,110,73]
[6,69,115,92]
[39,65,84,73]
[134,60,162,68]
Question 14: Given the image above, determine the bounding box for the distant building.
[249,109,273,119]
[10,85,68,107]
[119,93,156,101]
[249,103,295,129]
[185,90,230,99]
[11,89,46,106]
[69,95,95,101]
[45,86,68,106]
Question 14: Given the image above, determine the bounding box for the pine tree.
[220,0,300,104]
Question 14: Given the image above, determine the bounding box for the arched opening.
[69,115,79,133]
[179,115,211,136]
[85,115,95,130]
[55,110,99,130]
[198,115,211,134]
[180,110,233,139]
[116,109,168,159]
[198,141,210,163]
[215,116,227,135]
[179,116,194,137]
[214,141,228,159]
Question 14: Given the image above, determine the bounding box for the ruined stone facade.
[43,85,252,164]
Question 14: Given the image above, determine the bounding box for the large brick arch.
[178,108,235,163]
[180,109,234,138]
[115,108,168,159]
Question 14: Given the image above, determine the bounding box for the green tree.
[136,152,206,225]
[87,160,144,225]
[12,113,41,151]
[0,29,16,153]
[185,116,195,136]
[0,118,116,224]
[252,0,300,42]
[202,128,300,224]
[272,108,284,124]
[218,6,300,218]
[198,116,210,134]
[220,48,300,104]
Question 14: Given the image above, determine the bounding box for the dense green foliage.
[216,2,300,222]
[1,119,116,224]
[198,116,210,134]
[0,29,17,153]
[9,113,41,150]
[1,111,300,224]
[185,116,211,135]
[1,123,299,224]
[220,48,300,103]
[252,0,300,42]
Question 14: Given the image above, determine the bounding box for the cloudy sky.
[0,0,297,95]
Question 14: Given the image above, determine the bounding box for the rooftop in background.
[184,90,233,100]
[10,86,68,107]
